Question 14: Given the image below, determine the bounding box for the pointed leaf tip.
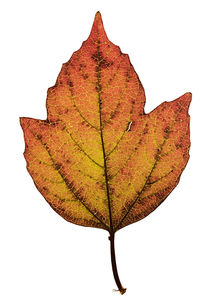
[185,92,192,102]
[185,92,192,103]
[95,11,101,16]
[94,11,103,21]
[180,92,192,109]
[89,11,108,41]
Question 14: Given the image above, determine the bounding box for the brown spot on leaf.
[67,80,73,87]
[143,124,149,134]
[92,51,113,69]
[37,134,42,140]
[83,74,89,79]
[176,143,182,149]
[164,126,170,134]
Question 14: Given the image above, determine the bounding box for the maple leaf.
[20,12,191,294]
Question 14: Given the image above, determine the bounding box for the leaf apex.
[180,92,192,108]
[19,117,25,127]
[95,11,101,17]
[184,92,192,101]
[89,11,108,41]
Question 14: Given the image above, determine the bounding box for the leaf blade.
[20,12,191,233]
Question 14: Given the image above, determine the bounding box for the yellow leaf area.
[20,12,191,233]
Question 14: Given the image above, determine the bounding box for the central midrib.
[96,34,113,234]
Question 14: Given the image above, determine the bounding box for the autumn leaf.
[20,12,191,294]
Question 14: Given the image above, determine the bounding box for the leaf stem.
[109,232,126,295]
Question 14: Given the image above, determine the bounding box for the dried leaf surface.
[20,12,191,233]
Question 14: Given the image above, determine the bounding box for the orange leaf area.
[20,12,191,233]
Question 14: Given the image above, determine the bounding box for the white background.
[1,0,199,299]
